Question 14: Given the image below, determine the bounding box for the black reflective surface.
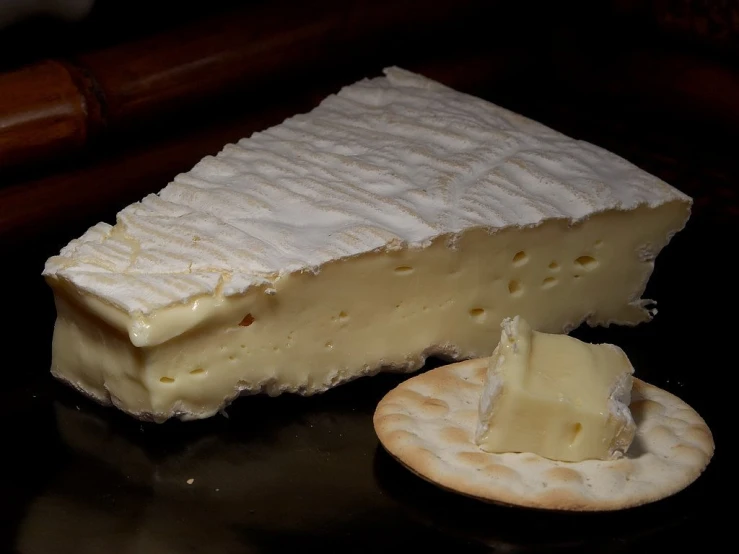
[1,216,729,553]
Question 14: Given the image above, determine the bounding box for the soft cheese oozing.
[44,67,691,421]
[475,316,636,462]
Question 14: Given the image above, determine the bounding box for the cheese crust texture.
[43,67,692,421]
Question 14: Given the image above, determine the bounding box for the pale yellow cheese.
[475,316,636,462]
[50,205,683,421]
[44,68,693,422]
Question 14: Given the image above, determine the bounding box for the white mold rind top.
[44,67,691,314]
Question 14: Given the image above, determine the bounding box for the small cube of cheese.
[475,316,636,462]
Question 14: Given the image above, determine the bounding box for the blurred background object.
[0,0,95,29]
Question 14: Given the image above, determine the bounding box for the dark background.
[0,1,734,552]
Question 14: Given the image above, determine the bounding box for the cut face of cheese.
[43,66,691,421]
[475,316,637,462]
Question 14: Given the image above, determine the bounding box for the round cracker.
[373,358,714,511]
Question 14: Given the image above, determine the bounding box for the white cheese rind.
[44,66,690,326]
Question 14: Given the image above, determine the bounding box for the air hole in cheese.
[395,266,414,274]
[570,422,583,445]
[469,308,486,321]
[575,256,599,270]
[548,261,560,271]
[160,377,175,384]
[508,280,523,296]
[541,277,557,289]
[512,251,528,266]
[239,314,255,327]
[189,368,205,375]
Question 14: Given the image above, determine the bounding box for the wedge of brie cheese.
[43,66,691,421]
[475,316,636,462]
